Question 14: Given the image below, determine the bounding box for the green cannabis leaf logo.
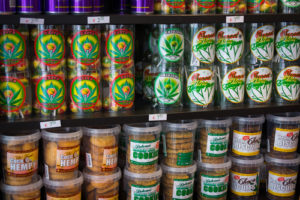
[0,80,25,112]
[111,73,135,107]
[159,29,184,62]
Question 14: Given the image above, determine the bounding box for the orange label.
[103,147,118,169]
[56,145,80,172]
[47,192,81,200]
[98,194,119,200]
[7,149,38,176]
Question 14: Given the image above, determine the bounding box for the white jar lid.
[123,122,162,135]
[231,154,264,167]
[199,117,232,128]
[0,129,41,145]
[233,115,265,125]
[124,166,162,180]
[198,158,232,171]
[265,154,300,167]
[1,176,43,194]
[42,127,82,141]
[161,161,197,174]
[83,167,122,183]
[267,112,300,124]
[43,171,83,189]
[164,120,198,131]
[83,124,121,136]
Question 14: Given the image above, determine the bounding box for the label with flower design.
[110,73,134,108]
[35,29,65,67]
[218,0,241,8]
[276,66,300,101]
[187,69,214,106]
[70,75,100,110]
[0,76,25,113]
[105,29,134,64]
[164,0,185,8]
[273,128,299,152]
[0,29,26,67]
[246,67,272,103]
[36,75,65,110]
[232,130,262,156]
[247,0,264,9]
[216,27,244,64]
[222,67,245,103]
[159,28,184,62]
[268,171,298,197]
[194,0,216,8]
[192,26,215,64]
[154,72,181,105]
[230,171,259,196]
[71,30,100,66]
[276,25,300,61]
[250,25,275,61]
[280,0,300,7]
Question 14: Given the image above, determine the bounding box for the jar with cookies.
[42,127,82,180]
[124,122,161,173]
[83,125,120,173]
[0,129,41,186]
[163,120,197,168]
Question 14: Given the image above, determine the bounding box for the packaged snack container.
[155,0,186,14]
[247,0,277,13]
[232,115,265,158]
[83,125,120,173]
[197,158,232,200]
[161,161,197,200]
[83,167,122,200]
[217,0,247,13]
[196,118,231,163]
[124,122,162,173]
[0,130,41,185]
[230,155,264,199]
[44,171,84,199]
[163,120,197,167]
[186,0,216,14]
[42,127,82,180]
[279,0,300,13]
[267,113,300,159]
[265,154,300,200]
[123,166,162,200]
[1,175,43,200]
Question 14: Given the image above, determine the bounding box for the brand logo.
[194,0,215,8]
[222,67,245,103]
[164,0,185,8]
[280,0,300,8]
[110,73,134,107]
[218,0,241,8]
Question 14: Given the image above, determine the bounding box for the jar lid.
[198,158,232,171]
[267,112,300,124]
[161,161,197,174]
[124,166,162,180]
[199,117,232,127]
[42,127,82,141]
[1,176,43,194]
[231,154,264,167]
[265,154,300,166]
[0,130,41,145]
[165,120,198,131]
[83,167,122,183]
[43,171,83,189]
[233,115,265,125]
[83,125,121,136]
[123,122,162,135]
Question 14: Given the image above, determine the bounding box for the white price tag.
[149,114,167,121]
[226,16,244,23]
[40,120,61,129]
[20,18,44,25]
[88,16,110,24]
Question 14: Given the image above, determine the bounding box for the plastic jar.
[265,154,300,200]
[44,171,84,199]
[123,122,162,173]
[163,120,197,167]
[42,127,83,180]
[197,158,232,200]
[247,0,277,13]
[155,0,186,14]
[123,166,162,200]
[267,113,300,159]
[232,115,265,158]
[187,0,216,14]
[83,167,122,200]
[0,130,41,185]
[196,118,231,164]
[1,175,43,200]
[83,125,120,173]
[161,162,197,200]
[217,0,247,13]
[230,155,264,200]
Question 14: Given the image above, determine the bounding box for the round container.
[217,0,247,13]
[17,0,41,14]
[187,0,216,14]
[71,0,93,14]
[197,118,231,163]
[42,127,83,180]
[232,115,265,158]
[0,130,41,185]
[161,162,197,200]
[124,122,162,173]
[123,166,162,200]
[266,113,300,159]
[83,167,122,199]
[247,0,277,13]
[156,0,186,14]
[0,0,16,15]
[1,175,43,200]
[197,158,231,200]
[83,125,121,172]
[44,0,70,14]
[265,154,300,200]
[44,171,84,199]
[131,0,154,14]
[163,120,197,167]
[230,155,264,200]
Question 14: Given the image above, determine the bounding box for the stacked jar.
[154,0,186,14]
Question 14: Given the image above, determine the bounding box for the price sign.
[20,18,44,25]
[88,16,110,24]
[40,120,61,129]
[149,114,167,121]
[226,16,244,23]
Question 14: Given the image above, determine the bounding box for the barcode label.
[40,120,61,129]
[20,18,44,25]
[44,164,49,179]
[226,16,244,23]
[86,153,93,168]
[88,16,110,24]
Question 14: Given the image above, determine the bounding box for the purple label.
[17,0,41,13]
[45,0,69,13]
[71,0,93,13]
[0,0,16,13]
[131,0,154,13]
[93,0,104,12]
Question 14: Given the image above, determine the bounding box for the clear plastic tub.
[163,120,197,167]
[44,171,84,199]
[123,166,162,200]
[266,113,300,159]
[161,162,197,200]
[230,155,264,200]
[217,0,247,13]
[155,0,186,14]
[232,115,265,158]
[196,118,231,163]
[42,127,83,180]
[1,175,43,200]
[265,154,300,200]
[83,125,121,173]
[0,130,41,185]
[247,0,277,13]
[124,122,162,173]
[186,0,216,14]
[83,167,122,200]
[197,158,232,200]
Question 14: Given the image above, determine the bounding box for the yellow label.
[273,128,299,153]
[47,192,81,200]
[102,147,118,169]
[230,170,259,196]
[56,145,80,172]
[97,194,119,200]
[268,171,297,197]
[232,130,261,156]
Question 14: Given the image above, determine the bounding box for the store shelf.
[0,13,299,25]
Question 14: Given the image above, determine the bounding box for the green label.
[280,0,300,8]
[110,73,134,107]
[131,184,160,200]
[177,152,193,166]
[205,132,229,157]
[173,178,194,200]
[130,139,159,165]
[159,29,184,62]
[165,0,185,8]
[201,174,229,198]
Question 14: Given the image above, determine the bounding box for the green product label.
[71,30,100,66]
[280,0,300,8]
[0,76,25,113]
[218,0,241,8]
[247,0,264,8]
[0,29,25,67]
[194,0,215,8]
[35,29,65,67]
[36,75,65,110]
[172,178,194,200]
[130,139,159,165]
[159,29,184,62]
[131,183,160,200]
[70,75,100,110]
[105,29,134,64]
[201,174,229,198]
[165,0,185,8]
[177,152,193,166]
[205,132,229,157]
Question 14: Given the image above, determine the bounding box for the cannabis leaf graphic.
[217,39,243,64]
[40,82,64,103]
[114,80,134,102]
[73,82,98,104]
[75,36,98,59]
[193,38,214,63]
[0,84,23,107]
[38,36,63,59]
[188,80,214,105]
[0,36,23,60]
[110,36,132,58]
[156,78,179,102]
